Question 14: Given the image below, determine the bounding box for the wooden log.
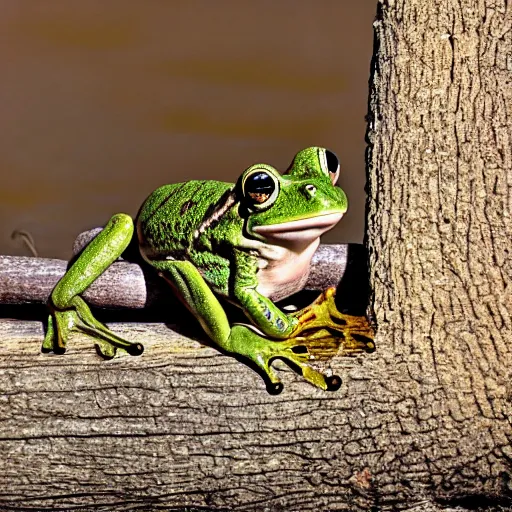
[0,317,380,512]
[0,239,377,511]
[0,239,351,309]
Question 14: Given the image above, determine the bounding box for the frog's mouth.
[252,212,343,243]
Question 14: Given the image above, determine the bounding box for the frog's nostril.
[304,184,317,198]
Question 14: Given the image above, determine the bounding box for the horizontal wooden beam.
[0,242,353,310]
[0,312,380,511]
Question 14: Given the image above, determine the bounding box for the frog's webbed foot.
[229,325,342,394]
[290,287,376,355]
[43,296,144,359]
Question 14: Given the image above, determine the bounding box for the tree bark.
[1,1,511,511]
[366,0,512,507]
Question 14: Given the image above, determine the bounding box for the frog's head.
[238,147,347,248]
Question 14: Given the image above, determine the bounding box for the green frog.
[43,147,374,394]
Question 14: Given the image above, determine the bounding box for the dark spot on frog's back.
[180,200,196,215]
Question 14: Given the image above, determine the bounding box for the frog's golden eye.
[321,149,340,185]
[242,168,280,210]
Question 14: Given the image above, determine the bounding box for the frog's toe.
[342,331,376,354]
[353,333,376,353]
[291,288,348,338]
[93,333,144,359]
[252,358,284,395]
[43,298,145,358]
[325,374,342,392]
[258,358,284,394]
[228,325,339,392]
[126,342,145,356]
[266,381,284,395]
[42,315,56,353]
[279,342,340,391]
[95,341,117,359]
[42,310,72,354]
[298,363,339,391]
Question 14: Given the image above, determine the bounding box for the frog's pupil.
[325,150,339,174]
[246,172,275,204]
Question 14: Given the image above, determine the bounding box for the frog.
[43,147,375,394]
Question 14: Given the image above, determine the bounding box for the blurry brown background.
[1,1,376,260]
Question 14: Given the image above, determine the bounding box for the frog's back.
[136,180,232,258]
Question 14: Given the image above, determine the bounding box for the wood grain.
[0,318,377,511]
[365,0,512,508]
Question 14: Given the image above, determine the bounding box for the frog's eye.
[242,168,280,210]
[321,149,340,185]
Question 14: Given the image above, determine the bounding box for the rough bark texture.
[0,319,478,512]
[1,1,511,511]
[366,0,512,508]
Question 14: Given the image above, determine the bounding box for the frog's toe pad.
[266,381,284,395]
[363,341,376,353]
[126,343,144,356]
[326,375,342,391]
[351,333,376,353]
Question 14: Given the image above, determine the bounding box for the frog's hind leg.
[155,260,339,393]
[43,214,144,358]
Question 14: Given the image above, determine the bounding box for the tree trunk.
[366,0,512,507]
[1,1,511,511]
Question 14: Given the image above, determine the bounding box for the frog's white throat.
[247,212,344,301]
[252,212,343,249]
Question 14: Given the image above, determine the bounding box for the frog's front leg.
[231,251,299,339]
[153,260,340,394]
[43,214,144,358]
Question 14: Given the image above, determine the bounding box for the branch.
[0,234,354,309]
